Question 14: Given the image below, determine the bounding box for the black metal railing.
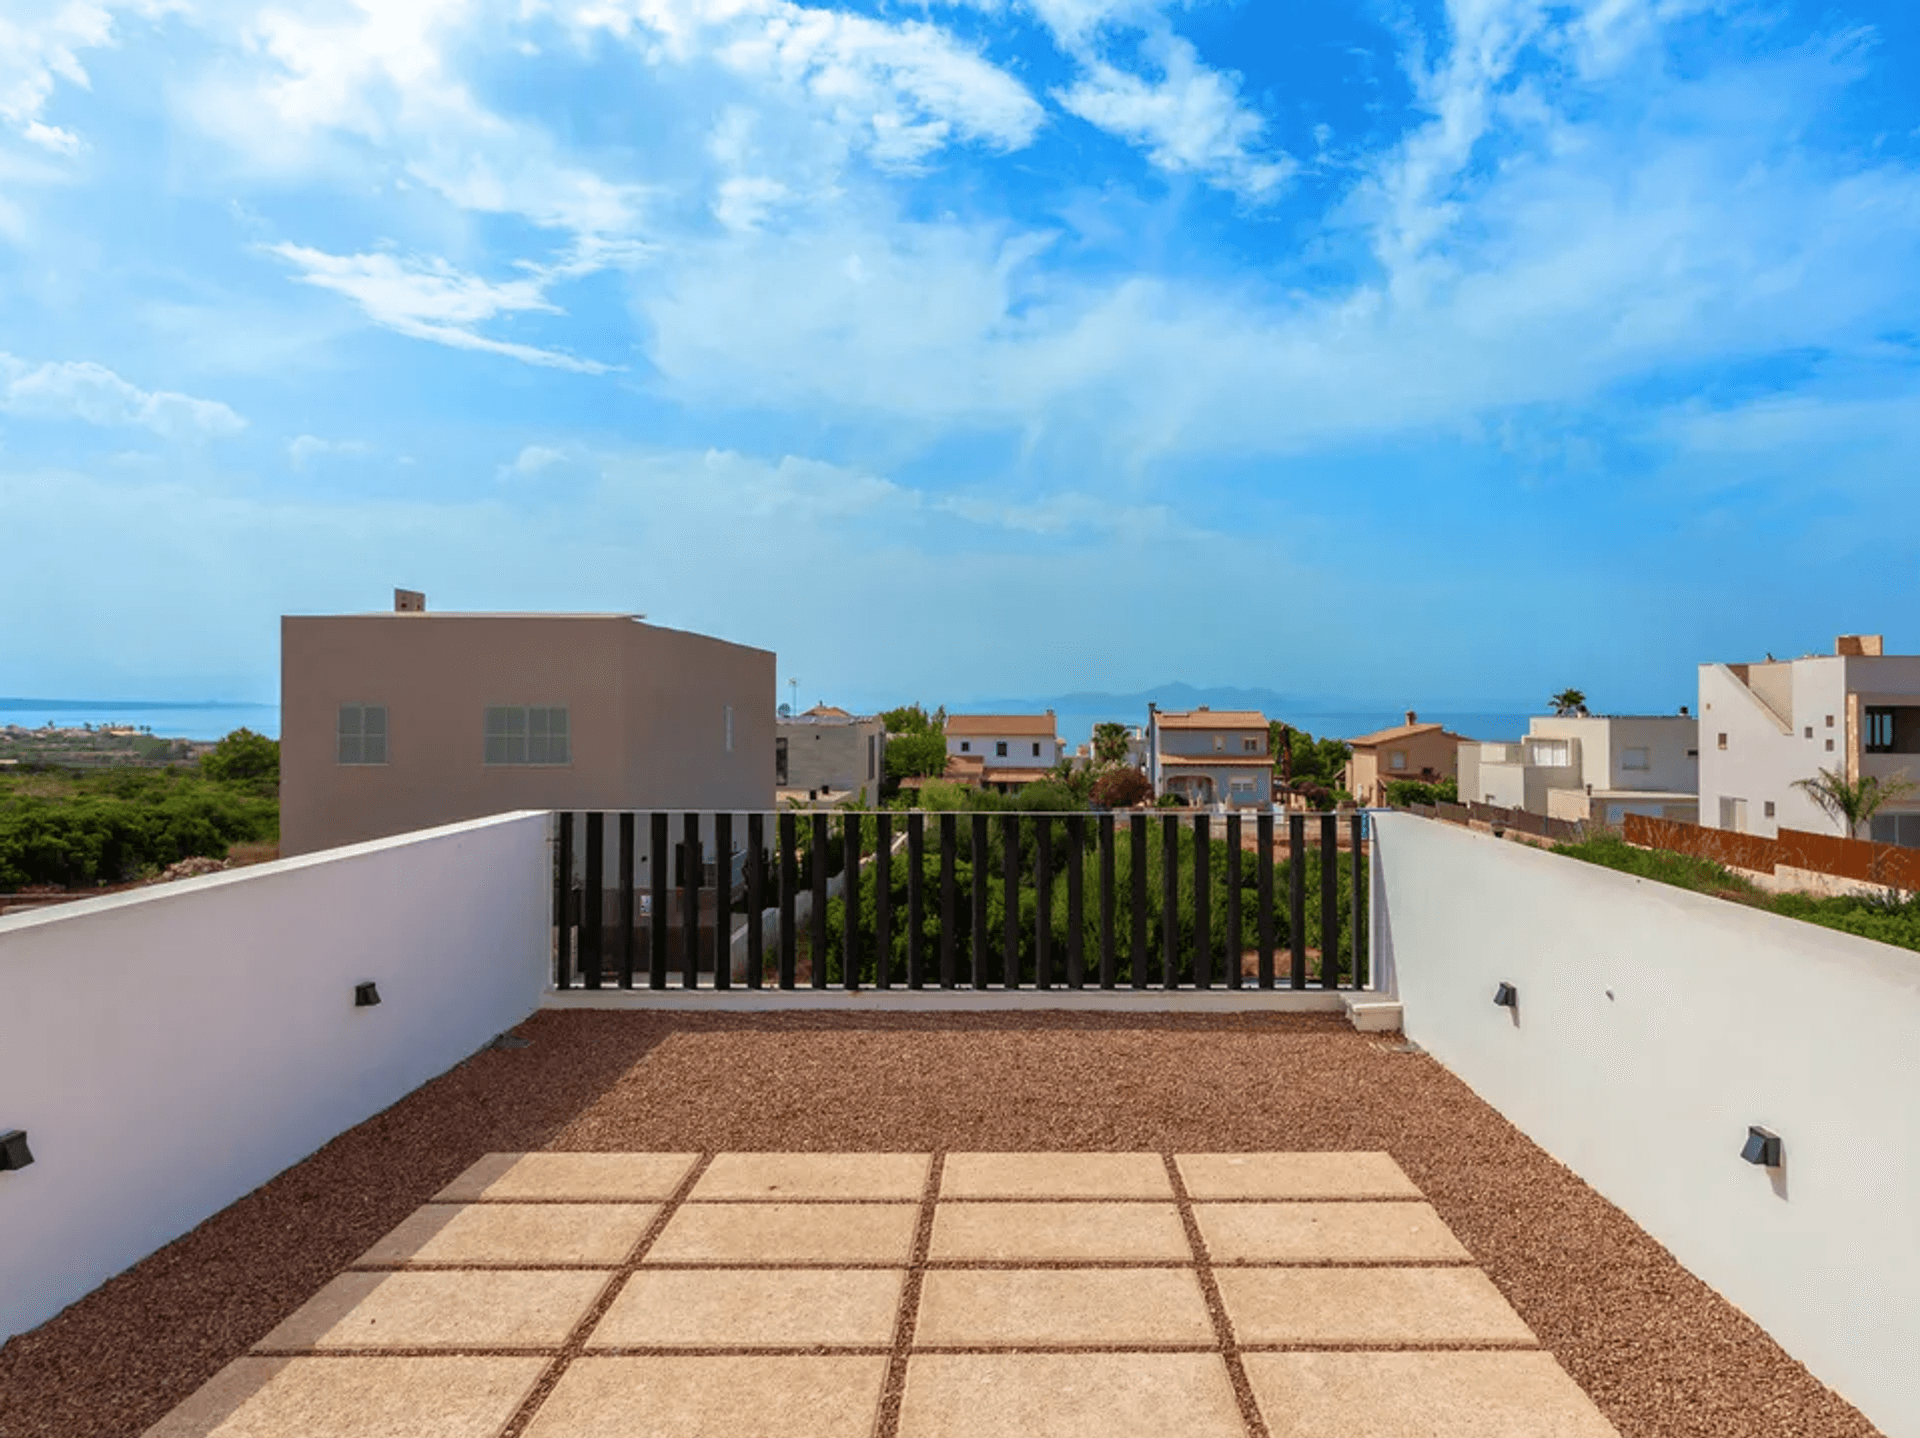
[552,809,1370,993]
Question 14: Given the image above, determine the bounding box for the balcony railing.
[552,809,1370,993]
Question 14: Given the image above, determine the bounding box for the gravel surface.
[0,1010,1882,1438]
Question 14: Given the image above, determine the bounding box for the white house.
[1699,634,1920,842]
[1145,707,1271,808]
[944,713,1063,792]
[1458,714,1698,825]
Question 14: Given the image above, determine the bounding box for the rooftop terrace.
[0,1011,1877,1438]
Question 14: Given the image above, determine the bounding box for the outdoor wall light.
[354,981,382,1008]
[1741,1126,1783,1168]
[1493,982,1518,1008]
[0,1129,33,1172]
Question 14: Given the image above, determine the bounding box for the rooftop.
[1152,710,1268,731]
[945,714,1059,736]
[0,1011,1871,1438]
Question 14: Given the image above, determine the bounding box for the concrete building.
[944,713,1063,792]
[1458,714,1697,825]
[1146,706,1271,807]
[1699,634,1920,842]
[281,599,774,856]
[1344,714,1467,805]
[776,705,886,803]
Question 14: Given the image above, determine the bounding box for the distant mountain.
[955,683,1346,719]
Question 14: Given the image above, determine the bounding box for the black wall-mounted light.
[354,981,382,1008]
[1741,1126,1782,1168]
[0,1129,33,1172]
[1493,982,1518,1008]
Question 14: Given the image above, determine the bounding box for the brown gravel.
[0,1010,1882,1438]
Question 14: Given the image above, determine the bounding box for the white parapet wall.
[1371,812,1920,1438]
[0,810,553,1341]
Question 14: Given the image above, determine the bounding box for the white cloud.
[0,352,245,438]
[22,120,82,155]
[1056,34,1292,200]
[288,434,371,468]
[500,443,568,478]
[562,0,1045,168]
[270,244,618,373]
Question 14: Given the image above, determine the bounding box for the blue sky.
[3,0,1918,717]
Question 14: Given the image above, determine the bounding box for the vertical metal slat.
[941,813,959,989]
[554,811,573,990]
[1161,813,1179,989]
[1098,814,1116,990]
[1320,811,1339,989]
[1034,815,1052,990]
[618,812,635,990]
[811,813,829,990]
[1288,812,1307,991]
[842,816,861,990]
[1193,813,1211,990]
[907,812,925,989]
[681,812,701,989]
[971,814,989,990]
[778,811,797,990]
[1130,814,1148,989]
[649,811,669,990]
[714,812,732,990]
[1001,813,1020,988]
[1066,814,1086,989]
[1224,813,1242,990]
[1257,811,1275,990]
[875,812,893,989]
[583,812,604,990]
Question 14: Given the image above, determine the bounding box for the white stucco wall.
[1699,661,1846,837]
[0,811,553,1341]
[1372,812,1920,1438]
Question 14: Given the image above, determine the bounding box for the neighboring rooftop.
[946,713,1058,736]
[1151,708,1268,730]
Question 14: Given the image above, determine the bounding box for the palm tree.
[1792,767,1916,840]
[1549,688,1589,717]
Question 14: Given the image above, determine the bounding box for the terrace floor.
[0,1011,1885,1438]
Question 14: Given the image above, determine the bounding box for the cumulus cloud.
[270,245,617,373]
[288,434,371,468]
[0,352,245,438]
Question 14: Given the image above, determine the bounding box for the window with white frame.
[1388,750,1408,771]
[1526,739,1571,767]
[484,706,570,765]
[1229,777,1256,792]
[1621,747,1650,771]
[338,704,387,764]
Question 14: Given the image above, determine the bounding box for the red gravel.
[0,1010,1882,1438]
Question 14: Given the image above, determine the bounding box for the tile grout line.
[1164,1152,1274,1438]
[872,1150,945,1438]
[493,1151,717,1438]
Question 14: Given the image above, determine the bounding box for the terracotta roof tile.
[946,714,1059,736]
[1152,710,1268,730]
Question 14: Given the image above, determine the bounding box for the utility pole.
[789,678,799,716]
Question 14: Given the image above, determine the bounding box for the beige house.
[1344,713,1466,805]
[1146,707,1271,807]
[777,705,887,803]
[281,601,774,856]
[944,713,1063,792]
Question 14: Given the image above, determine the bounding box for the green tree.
[883,730,949,784]
[1550,689,1589,717]
[881,704,937,734]
[1092,722,1132,765]
[1271,723,1350,789]
[1792,766,1917,839]
[199,728,279,792]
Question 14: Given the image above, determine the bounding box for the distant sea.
[1050,710,1533,749]
[0,699,279,742]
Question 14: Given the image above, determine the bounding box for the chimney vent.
[1835,634,1883,657]
[394,589,426,613]
[1405,709,1418,726]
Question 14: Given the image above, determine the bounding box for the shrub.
[1090,767,1152,809]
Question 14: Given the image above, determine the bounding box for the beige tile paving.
[141,1355,549,1438]
[941,1152,1173,1199]
[589,1268,906,1348]
[354,1203,659,1267]
[914,1268,1216,1347]
[1177,1152,1421,1200]
[254,1269,611,1351]
[1216,1267,1537,1346]
[520,1355,889,1438]
[928,1202,1191,1262]
[690,1152,929,1200]
[1244,1350,1624,1436]
[1195,1202,1473,1263]
[646,1202,920,1265]
[436,1152,698,1202]
[897,1353,1246,1438]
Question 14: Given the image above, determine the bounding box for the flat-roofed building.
[1458,714,1696,825]
[1700,633,1920,841]
[281,600,774,855]
[777,705,886,803]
